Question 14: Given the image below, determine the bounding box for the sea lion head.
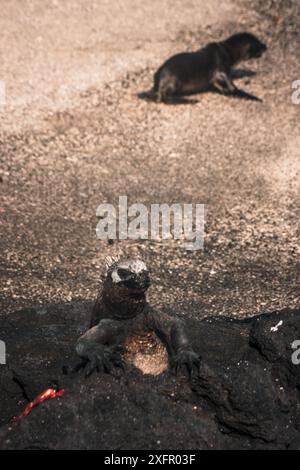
[225,32,267,63]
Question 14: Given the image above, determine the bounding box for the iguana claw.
[171,349,200,379]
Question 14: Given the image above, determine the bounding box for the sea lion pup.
[75,259,200,378]
[153,32,267,102]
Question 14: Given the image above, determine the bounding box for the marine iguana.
[76,259,200,378]
[151,32,267,102]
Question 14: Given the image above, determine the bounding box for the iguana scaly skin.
[76,259,200,378]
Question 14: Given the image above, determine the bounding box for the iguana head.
[104,259,150,301]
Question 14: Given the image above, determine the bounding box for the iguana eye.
[117,268,131,279]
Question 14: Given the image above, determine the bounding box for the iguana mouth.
[127,288,149,296]
[122,273,150,291]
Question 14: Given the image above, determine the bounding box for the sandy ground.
[0,0,299,320]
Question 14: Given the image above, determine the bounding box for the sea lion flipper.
[231,87,263,102]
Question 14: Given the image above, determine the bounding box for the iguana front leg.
[150,311,200,378]
[76,319,124,377]
[169,320,200,377]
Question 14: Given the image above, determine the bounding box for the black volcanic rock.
[0,303,300,449]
